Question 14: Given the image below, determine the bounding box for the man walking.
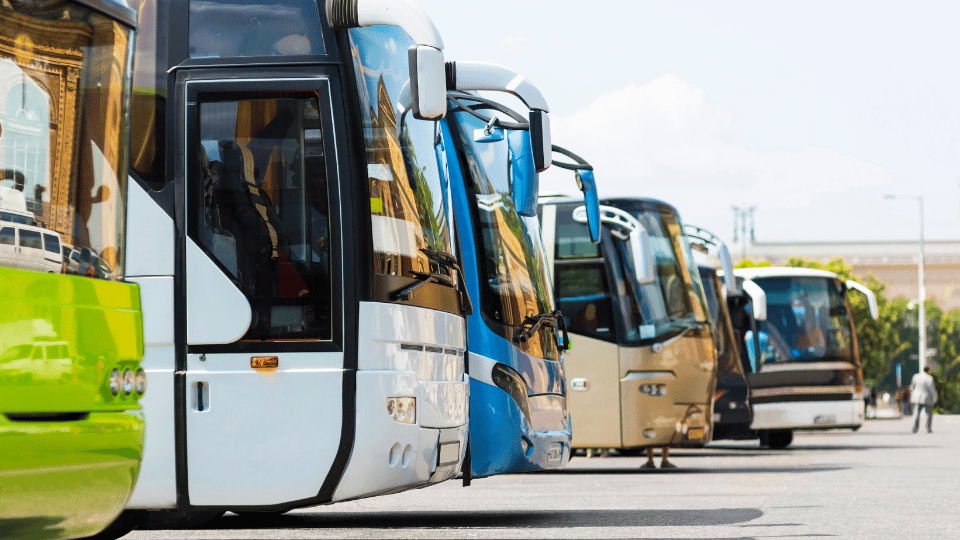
[910,366,938,433]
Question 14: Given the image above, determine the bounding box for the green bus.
[0,1,144,538]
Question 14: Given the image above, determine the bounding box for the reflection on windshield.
[348,26,453,287]
[747,277,853,364]
[0,3,132,279]
[699,267,739,373]
[453,112,557,360]
[618,207,703,342]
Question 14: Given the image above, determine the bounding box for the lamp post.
[884,194,926,372]
[731,205,757,260]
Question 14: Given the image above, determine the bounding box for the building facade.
[743,240,960,311]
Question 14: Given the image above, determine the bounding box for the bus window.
[195,94,332,341]
[752,277,853,364]
[348,27,456,305]
[188,0,324,58]
[555,207,599,259]
[452,111,558,359]
[555,263,615,340]
[0,4,132,280]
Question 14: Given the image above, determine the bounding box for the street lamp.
[883,194,926,372]
[731,205,757,260]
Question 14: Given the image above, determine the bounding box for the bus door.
[179,71,347,507]
[550,208,622,448]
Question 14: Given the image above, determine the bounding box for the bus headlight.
[122,370,135,395]
[387,397,416,424]
[135,369,147,395]
[109,369,122,395]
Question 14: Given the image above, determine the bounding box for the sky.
[417,0,960,247]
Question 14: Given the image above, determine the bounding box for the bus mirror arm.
[551,145,600,244]
[326,0,448,120]
[845,280,879,320]
[445,61,552,172]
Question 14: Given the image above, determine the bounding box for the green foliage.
[932,308,960,413]
[735,256,960,412]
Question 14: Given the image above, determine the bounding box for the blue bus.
[440,64,599,477]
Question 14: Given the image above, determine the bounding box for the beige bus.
[539,196,718,452]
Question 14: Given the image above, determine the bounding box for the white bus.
[121,0,470,525]
[734,267,879,448]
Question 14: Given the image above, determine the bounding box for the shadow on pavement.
[550,465,849,475]
[163,508,764,531]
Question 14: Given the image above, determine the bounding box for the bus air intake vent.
[326,0,359,28]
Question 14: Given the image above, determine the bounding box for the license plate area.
[437,441,460,466]
[547,443,563,463]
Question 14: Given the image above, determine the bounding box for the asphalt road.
[125,414,960,539]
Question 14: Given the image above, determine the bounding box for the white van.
[0,223,63,274]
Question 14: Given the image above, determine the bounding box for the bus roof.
[733,266,841,280]
[600,196,680,217]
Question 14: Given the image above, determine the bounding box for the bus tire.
[138,509,226,529]
[767,430,793,449]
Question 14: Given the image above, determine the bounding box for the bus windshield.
[615,206,704,343]
[453,111,557,359]
[0,2,133,280]
[750,276,854,364]
[699,267,739,374]
[348,26,455,294]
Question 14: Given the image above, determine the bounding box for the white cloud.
[496,35,535,55]
[541,74,898,243]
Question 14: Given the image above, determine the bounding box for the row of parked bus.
[0,1,879,539]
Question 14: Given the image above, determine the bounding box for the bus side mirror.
[529,110,551,172]
[741,279,767,321]
[631,229,656,285]
[409,45,447,120]
[508,130,539,217]
[575,170,601,244]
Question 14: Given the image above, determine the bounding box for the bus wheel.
[138,509,226,529]
[767,430,793,449]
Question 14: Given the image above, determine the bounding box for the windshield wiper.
[514,310,570,351]
[419,248,473,315]
[392,270,454,302]
[651,322,702,353]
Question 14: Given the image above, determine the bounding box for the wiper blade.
[392,270,454,302]
[650,322,701,353]
[514,310,570,351]
[420,248,473,315]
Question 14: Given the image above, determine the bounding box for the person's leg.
[913,403,922,433]
[641,447,656,468]
[926,404,933,432]
[660,446,676,468]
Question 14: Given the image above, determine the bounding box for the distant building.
[742,240,960,311]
